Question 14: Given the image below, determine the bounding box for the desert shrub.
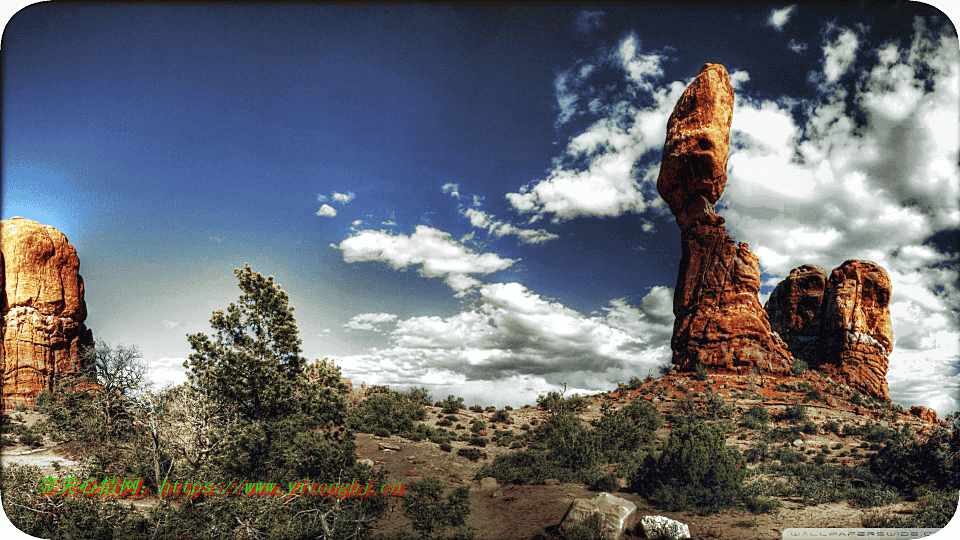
[470,419,486,433]
[564,512,605,540]
[477,449,574,485]
[632,422,746,515]
[441,395,465,414]
[437,418,453,427]
[740,405,770,430]
[804,389,825,402]
[537,389,589,416]
[694,363,709,381]
[457,448,483,461]
[778,401,808,423]
[469,404,483,412]
[744,442,768,463]
[540,410,600,472]
[440,442,453,452]
[870,428,959,492]
[592,400,663,463]
[847,483,899,507]
[348,386,427,436]
[581,468,619,492]
[492,409,511,424]
[743,494,781,514]
[400,476,472,538]
[791,358,808,376]
[468,436,488,447]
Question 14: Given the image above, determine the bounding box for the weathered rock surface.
[765,264,829,362]
[560,492,637,540]
[657,63,734,231]
[638,515,691,540]
[671,224,793,373]
[658,63,792,374]
[765,260,893,400]
[910,405,939,425]
[1,217,94,409]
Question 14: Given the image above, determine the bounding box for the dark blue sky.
[3,3,959,415]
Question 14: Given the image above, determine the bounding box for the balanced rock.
[657,63,734,231]
[658,64,792,374]
[765,260,893,400]
[1,217,94,409]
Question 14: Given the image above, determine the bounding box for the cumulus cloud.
[820,25,860,84]
[573,10,604,35]
[344,312,399,332]
[766,5,796,31]
[461,207,559,244]
[441,183,460,198]
[315,204,337,218]
[332,225,516,294]
[335,284,675,406]
[507,34,679,223]
[332,191,355,203]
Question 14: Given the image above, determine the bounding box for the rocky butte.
[1,217,94,410]
[656,63,894,401]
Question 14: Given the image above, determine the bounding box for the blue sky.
[3,3,959,415]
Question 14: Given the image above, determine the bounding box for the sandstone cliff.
[1,217,94,409]
[658,64,793,374]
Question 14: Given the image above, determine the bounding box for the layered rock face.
[659,64,793,374]
[1,217,94,409]
[765,260,893,400]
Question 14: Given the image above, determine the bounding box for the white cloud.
[334,284,675,406]
[344,312,399,332]
[146,357,188,389]
[315,204,337,217]
[767,5,796,31]
[788,39,809,54]
[332,191,355,203]
[333,225,516,294]
[441,183,460,198]
[618,33,664,93]
[462,207,558,244]
[573,10,604,35]
[821,26,859,84]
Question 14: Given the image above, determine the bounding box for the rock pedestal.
[657,63,792,374]
[1,217,94,409]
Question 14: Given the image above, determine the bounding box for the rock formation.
[658,63,793,374]
[766,260,893,400]
[1,217,94,409]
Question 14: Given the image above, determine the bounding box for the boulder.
[1,217,94,410]
[657,63,734,231]
[560,492,637,540]
[638,515,691,540]
[909,405,939,425]
[657,64,793,375]
[479,477,498,489]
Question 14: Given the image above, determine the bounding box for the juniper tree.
[184,264,354,481]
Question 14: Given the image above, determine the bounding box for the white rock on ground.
[560,492,637,540]
[639,515,691,540]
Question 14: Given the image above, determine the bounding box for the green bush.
[778,401,808,423]
[470,419,486,433]
[540,411,600,472]
[740,406,770,430]
[401,477,472,538]
[592,400,663,463]
[791,358,808,376]
[492,409,511,424]
[441,395,465,414]
[632,422,746,515]
[564,512,605,540]
[694,363,709,381]
[348,386,428,436]
[870,429,959,491]
[457,448,483,461]
[476,449,573,485]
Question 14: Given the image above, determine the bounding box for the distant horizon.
[3,3,959,417]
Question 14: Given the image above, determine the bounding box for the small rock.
[638,515,691,540]
[792,439,804,447]
[379,443,402,452]
[357,459,375,467]
[480,477,498,489]
[544,478,560,485]
[490,490,503,498]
